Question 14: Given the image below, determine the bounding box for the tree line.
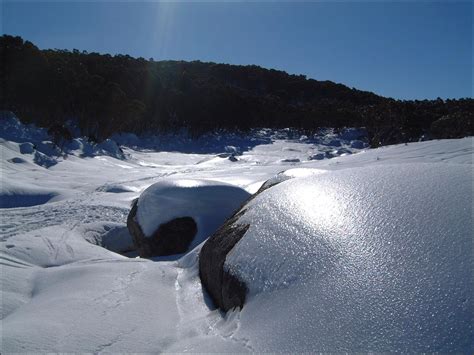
[1,35,472,145]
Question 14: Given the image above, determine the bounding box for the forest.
[1,35,472,146]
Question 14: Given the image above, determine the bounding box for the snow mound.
[0,180,63,208]
[96,183,139,193]
[225,163,473,352]
[136,179,251,246]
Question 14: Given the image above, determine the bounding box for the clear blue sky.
[2,1,472,100]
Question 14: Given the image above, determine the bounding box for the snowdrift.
[0,180,64,208]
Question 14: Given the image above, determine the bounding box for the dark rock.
[281,158,300,163]
[19,142,35,154]
[199,209,250,311]
[256,172,295,194]
[33,151,58,168]
[127,199,198,257]
[257,179,284,194]
[309,152,325,161]
[8,157,27,164]
[218,152,239,161]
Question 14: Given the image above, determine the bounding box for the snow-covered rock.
[96,139,125,159]
[35,141,62,157]
[128,179,251,257]
[0,115,49,143]
[205,162,473,352]
[224,145,241,155]
[309,152,325,160]
[64,138,84,151]
[33,150,58,168]
[128,202,198,257]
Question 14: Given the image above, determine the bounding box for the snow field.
[1,116,472,352]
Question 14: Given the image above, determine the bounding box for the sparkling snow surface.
[1,118,473,352]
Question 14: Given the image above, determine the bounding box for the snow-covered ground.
[1,117,472,352]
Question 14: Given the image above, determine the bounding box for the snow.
[136,179,251,246]
[1,115,473,352]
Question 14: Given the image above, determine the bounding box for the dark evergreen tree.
[1,35,472,145]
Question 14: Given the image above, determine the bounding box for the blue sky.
[2,1,472,99]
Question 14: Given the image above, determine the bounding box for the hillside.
[1,35,473,145]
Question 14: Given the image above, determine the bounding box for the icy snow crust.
[225,163,473,352]
[1,116,473,352]
[136,179,250,245]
